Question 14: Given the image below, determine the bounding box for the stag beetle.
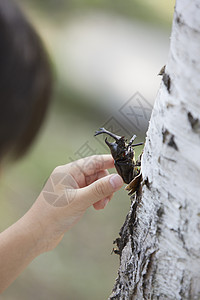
[94,128,143,194]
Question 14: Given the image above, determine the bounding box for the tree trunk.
[109,1,200,299]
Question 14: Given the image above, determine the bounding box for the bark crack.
[188,112,200,134]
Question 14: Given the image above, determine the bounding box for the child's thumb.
[75,174,123,209]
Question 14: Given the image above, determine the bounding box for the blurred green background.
[0,1,174,299]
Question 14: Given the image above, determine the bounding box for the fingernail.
[103,198,109,207]
[109,174,123,190]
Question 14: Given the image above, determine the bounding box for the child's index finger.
[79,154,114,176]
[67,155,114,178]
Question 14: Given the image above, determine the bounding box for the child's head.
[0,0,52,161]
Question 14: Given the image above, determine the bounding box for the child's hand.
[28,155,123,252]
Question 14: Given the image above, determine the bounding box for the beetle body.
[105,137,135,184]
[94,128,143,187]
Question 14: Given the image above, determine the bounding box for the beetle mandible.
[94,128,143,194]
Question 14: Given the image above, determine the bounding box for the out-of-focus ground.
[1,1,175,299]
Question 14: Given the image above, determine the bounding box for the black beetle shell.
[114,160,134,184]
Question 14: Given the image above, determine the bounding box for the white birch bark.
[109,1,200,299]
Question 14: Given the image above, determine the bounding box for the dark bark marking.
[159,155,177,163]
[162,128,169,143]
[158,65,166,76]
[158,64,171,93]
[162,128,178,151]
[189,279,193,300]
[162,73,171,93]
[162,156,177,163]
[179,271,185,298]
[168,135,179,151]
[143,177,150,189]
[157,206,164,218]
[156,205,164,237]
[166,102,174,109]
[188,112,200,133]
[176,14,184,26]
[158,65,171,94]
[177,227,190,255]
[179,271,193,299]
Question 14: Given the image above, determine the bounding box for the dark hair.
[0,0,52,160]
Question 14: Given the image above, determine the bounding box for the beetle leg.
[132,142,144,147]
[128,134,137,147]
[135,149,144,167]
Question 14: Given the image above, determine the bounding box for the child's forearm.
[0,211,43,293]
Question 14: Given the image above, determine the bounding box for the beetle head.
[105,137,126,160]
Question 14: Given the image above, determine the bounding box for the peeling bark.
[109,1,200,299]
